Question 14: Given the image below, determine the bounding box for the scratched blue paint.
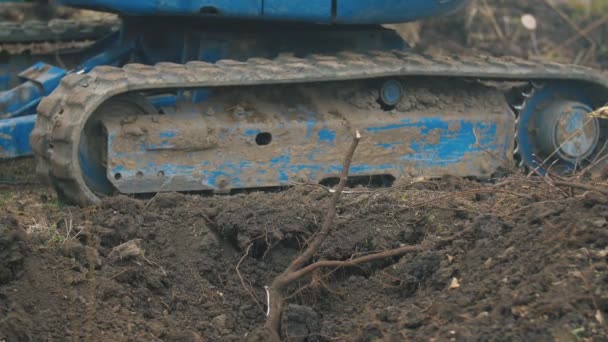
[159,131,176,138]
[105,103,510,194]
[0,115,35,158]
[278,170,289,183]
[307,147,324,162]
[318,128,336,145]
[367,118,499,162]
[270,154,291,165]
[364,118,415,133]
[0,62,66,119]
[400,121,498,166]
[244,129,262,137]
[305,120,316,140]
[376,142,403,149]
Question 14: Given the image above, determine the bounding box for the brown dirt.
[2,1,608,341]
[0,177,607,341]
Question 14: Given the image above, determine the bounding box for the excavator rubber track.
[31,50,608,205]
[0,2,119,54]
[0,18,119,44]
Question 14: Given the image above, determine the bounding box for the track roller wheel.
[516,83,606,174]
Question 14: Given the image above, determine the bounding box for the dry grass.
[0,185,78,247]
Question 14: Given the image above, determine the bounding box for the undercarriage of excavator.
[25,19,608,205]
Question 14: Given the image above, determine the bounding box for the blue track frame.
[58,0,470,23]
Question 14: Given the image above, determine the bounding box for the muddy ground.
[1,177,608,341]
[2,0,608,341]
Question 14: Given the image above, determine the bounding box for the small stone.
[449,277,461,290]
[211,314,227,329]
[476,311,490,321]
[108,239,144,262]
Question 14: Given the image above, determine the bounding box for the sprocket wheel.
[515,83,607,175]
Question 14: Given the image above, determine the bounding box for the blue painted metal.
[0,115,36,158]
[60,0,263,17]
[0,66,10,91]
[0,0,524,197]
[264,0,331,21]
[379,80,403,107]
[74,39,135,74]
[536,101,599,162]
[0,32,127,121]
[336,0,470,24]
[517,83,598,173]
[0,63,66,119]
[101,85,514,194]
[0,34,131,159]
[59,0,471,24]
[0,22,405,160]
[2,0,428,160]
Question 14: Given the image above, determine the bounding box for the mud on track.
[2,0,608,340]
[0,175,607,341]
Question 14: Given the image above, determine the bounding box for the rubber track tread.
[31,51,608,205]
[0,17,119,44]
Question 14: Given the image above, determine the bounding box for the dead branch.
[250,129,478,339]
[236,244,265,314]
[285,222,474,290]
[285,134,362,274]
[285,244,423,282]
[553,180,608,196]
[261,130,361,335]
[545,16,608,57]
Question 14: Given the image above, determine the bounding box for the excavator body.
[0,0,605,205]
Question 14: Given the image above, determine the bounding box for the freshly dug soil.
[0,177,607,341]
[2,1,608,341]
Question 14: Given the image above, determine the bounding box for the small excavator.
[0,0,605,205]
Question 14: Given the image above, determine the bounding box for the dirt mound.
[1,1,608,340]
[0,178,607,341]
[332,191,608,341]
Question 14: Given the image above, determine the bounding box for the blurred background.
[2,0,606,67]
[392,0,608,68]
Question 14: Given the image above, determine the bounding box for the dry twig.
[262,130,362,335]
[553,180,608,196]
